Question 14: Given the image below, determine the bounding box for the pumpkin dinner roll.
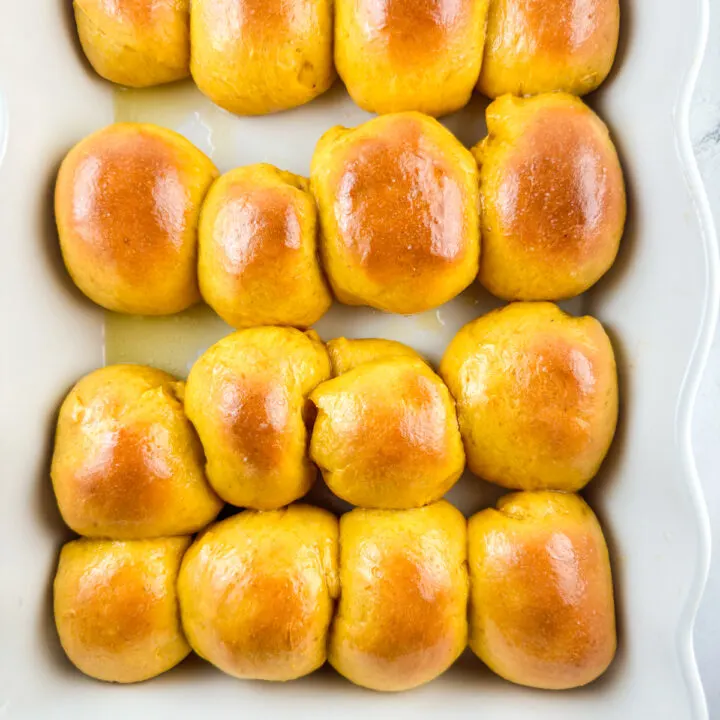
[329,501,468,691]
[184,327,331,509]
[468,492,617,689]
[54,536,191,683]
[310,339,464,509]
[55,123,217,315]
[478,0,620,98]
[191,0,335,115]
[74,0,190,88]
[311,112,480,314]
[178,505,339,681]
[51,364,223,539]
[475,94,626,301]
[335,0,490,116]
[198,164,331,329]
[440,302,618,492]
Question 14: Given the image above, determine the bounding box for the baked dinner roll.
[468,492,616,689]
[310,344,464,508]
[327,337,426,376]
[475,94,626,300]
[311,113,480,314]
[478,0,620,98]
[178,505,338,681]
[329,501,467,691]
[185,327,331,509]
[198,164,331,329]
[191,0,334,115]
[440,302,617,491]
[335,0,490,116]
[54,537,191,683]
[55,123,217,315]
[51,365,223,539]
[74,0,190,88]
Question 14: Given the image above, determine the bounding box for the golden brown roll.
[330,501,468,691]
[55,123,218,315]
[54,536,191,683]
[51,364,223,539]
[468,492,616,689]
[191,0,335,115]
[74,0,190,87]
[326,337,426,376]
[178,505,339,681]
[440,302,618,492]
[478,0,620,98]
[474,94,626,301]
[184,327,331,509]
[335,0,490,116]
[311,112,480,314]
[310,346,465,508]
[198,164,332,329]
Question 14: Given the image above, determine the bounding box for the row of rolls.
[74,0,620,116]
[52,314,617,690]
[55,95,626,319]
[55,498,616,691]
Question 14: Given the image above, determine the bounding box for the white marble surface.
[691,3,720,714]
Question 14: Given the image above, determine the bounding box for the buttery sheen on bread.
[54,537,191,683]
[178,505,338,681]
[184,327,331,509]
[440,303,618,492]
[198,164,331,328]
[311,112,480,314]
[74,0,190,87]
[191,0,334,115]
[55,123,217,314]
[475,94,626,300]
[51,365,222,539]
[468,492,617,689]
[478,0,620,98]
[336,0,490,116]
[311,339,465,508]
[330,501,468,691]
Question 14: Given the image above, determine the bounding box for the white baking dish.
[0,1,717,718]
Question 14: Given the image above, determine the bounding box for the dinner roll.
[335,0,490,116]
[310,346,464,508]
[54,537,191,683]
[55,123,217,315]
[74,0,190,87]
[478,0,620,98]
[330,501,468,691]
[184,327,331,509]
[440,302,618,491]
[178,505,338,681]
[311,113,480,314]
[51,365,223,539]
[326,337,426,376]
[475,94,626,300]
[191,0,334,115]
[469,492,616,689]
[199,164,331,329]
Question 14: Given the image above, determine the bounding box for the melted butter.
[104,304,231,379]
